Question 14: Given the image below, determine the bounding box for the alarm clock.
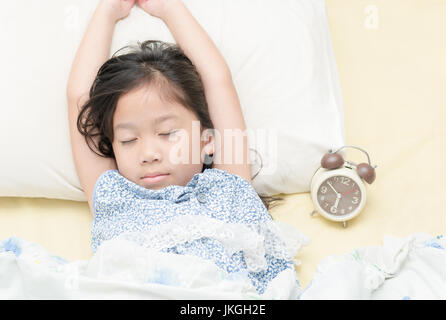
[310,145,377,228]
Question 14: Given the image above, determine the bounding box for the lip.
[141,173,169,184]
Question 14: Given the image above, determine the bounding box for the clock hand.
[327,181,340,195]
[334,196,340,209]
[342,188,356,197]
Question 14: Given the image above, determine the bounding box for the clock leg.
[310,210,318,216]
[343,221,347,228]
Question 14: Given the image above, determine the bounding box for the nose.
[139,138,163,164]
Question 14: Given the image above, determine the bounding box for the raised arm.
[66,0,134,213]
[66,0,135,100]
[137,0,252,183]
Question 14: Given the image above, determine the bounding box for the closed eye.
[159,130,178,137]
[121,139,136,144]
[120,131,178,144]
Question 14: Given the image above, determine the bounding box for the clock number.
[352,197,359,204]
[321,186,327,194]
[330,206,337,214]
[340,177,350,186]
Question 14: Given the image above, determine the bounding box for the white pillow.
[0,0,345,200]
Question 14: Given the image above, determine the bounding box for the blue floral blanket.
[0,226,307,299]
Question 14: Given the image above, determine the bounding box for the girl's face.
[112,84,214,190]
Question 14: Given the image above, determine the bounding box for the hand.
[342,188,356,197]
[334,196,340,209]
[136,0,182,20]
[327,181,340,196]
[98,0,137,23]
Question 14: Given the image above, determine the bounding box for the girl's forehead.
[114,112,180,132]
[116,88,189,117]
[114,94,199,132]
[114,99,194,122]
[119,79,185,108]
[118,85,174,109]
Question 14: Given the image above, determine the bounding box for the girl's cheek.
[167,135,190,164]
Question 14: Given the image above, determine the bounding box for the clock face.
[317,175,362,216]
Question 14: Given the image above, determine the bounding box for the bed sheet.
[1,0,445,290]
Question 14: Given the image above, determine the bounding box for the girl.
[66,0,303,298]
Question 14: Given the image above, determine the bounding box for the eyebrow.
[114,114,179,131]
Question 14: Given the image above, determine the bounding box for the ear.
[203,135,215,156]
[201,128,215,156]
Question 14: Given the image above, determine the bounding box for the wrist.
[160,0,184,22]
[96,1,121,24]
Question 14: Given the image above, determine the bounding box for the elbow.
[66,85,81,102]
[218,66,233,80]
[66,77,77,101]
[66,87,89,106]
[217,68,233,83]
[66,84,78,102]
[202,66,233,85]
[66,88,74,102]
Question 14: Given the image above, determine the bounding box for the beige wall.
[274,0,446,287]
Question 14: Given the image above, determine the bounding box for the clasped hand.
[99,0,181,22]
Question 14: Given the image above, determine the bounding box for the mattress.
[1,0,445,290]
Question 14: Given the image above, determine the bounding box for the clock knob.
[357,163,376,184]
[321,152,344,169]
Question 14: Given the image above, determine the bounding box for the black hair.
[77,40,283,211]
